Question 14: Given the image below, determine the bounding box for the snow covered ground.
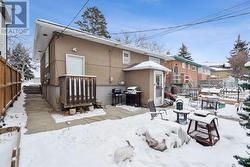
[176,96,240,120]
[0,131,19,167]
[19,113,249,167]
[1,93,250,167]
[0,92,27,167]
[116,105,144,112]
[3,92,27,131]
[51,109,106,123]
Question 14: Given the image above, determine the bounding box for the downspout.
[108,48,113,84]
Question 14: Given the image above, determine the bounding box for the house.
[198,65,212,80]
[202,61,232,79]
[164,56,201,88]
[209,67,231,79]
[33,19,171,111]
[0,0,6,59]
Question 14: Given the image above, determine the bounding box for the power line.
[61,0,90,34]
[144,11,250,40]
[110,0,250,35]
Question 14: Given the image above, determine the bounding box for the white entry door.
[66,54,85,75]
[154,71,164,106]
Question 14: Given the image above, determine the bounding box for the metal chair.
[148,100,168,120]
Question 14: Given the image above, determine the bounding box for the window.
[192,66,196,71]
[173,66,178,74]
[182,62,185,69]
[45,47,49,68]
[149,57,160,64]
[185,75,189,83]
[66,54,85,75]
[185,63,189,69]
[123,50,130,65]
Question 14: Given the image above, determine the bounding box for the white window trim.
[182,62,185,69]
[66,54,85,75]
[122,50,131,65]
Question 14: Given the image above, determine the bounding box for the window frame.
[122,50,131,65]
[192,65,196,71]
[182,62,185,69]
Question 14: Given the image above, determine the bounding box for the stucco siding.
[125,70,152,106]
[96,86,126,105]
[46,34,149,86]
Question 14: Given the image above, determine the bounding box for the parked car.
[164,92,177,101]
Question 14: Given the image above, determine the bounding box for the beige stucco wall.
[43,34,149,86]
[40,34,165,109]
[124,70,154,106]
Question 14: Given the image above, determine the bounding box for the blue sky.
[25,0,250,62]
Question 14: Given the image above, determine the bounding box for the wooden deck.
[59,75,96,109]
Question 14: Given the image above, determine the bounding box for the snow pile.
[114,140,134,163]
[116,105,143,112]
[51,109,106,123]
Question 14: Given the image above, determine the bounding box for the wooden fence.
[0,57,22,116]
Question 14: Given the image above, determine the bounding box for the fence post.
[3,60,6,114]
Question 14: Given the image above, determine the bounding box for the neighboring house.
[0,0,6,59]
[198,65,211,80]
[33,19,171,111]
[164,56,201,87]
[209,67,231,79]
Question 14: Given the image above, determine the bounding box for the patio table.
[200,95,219,110]
[173,109,191,124]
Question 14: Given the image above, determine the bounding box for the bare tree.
[228,51,248,80]
[228,51,249,102]
[114,33,167,54]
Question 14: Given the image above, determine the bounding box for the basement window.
[123,50,131,65]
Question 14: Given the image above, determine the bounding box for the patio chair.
[188,97,200,109]
[148,100,168,120]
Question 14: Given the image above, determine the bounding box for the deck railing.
[59,75,96,109]
[166,73,185,84]
[0,57,22,116]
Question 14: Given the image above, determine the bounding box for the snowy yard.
[51,109,106,123]
[19,113,249,167]
[116,105,144,112]
[1,93,250,167]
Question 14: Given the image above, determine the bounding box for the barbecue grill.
[125,86,141,107]
[111,88,123,105]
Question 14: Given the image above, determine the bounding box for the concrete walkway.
[24,94,147,134]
